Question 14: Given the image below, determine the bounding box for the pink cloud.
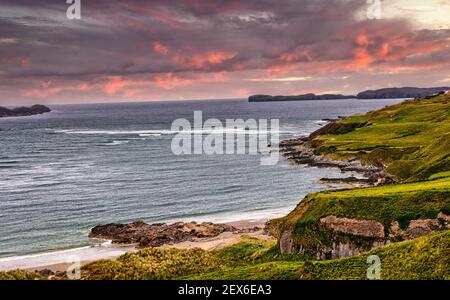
[153,42,170,55]
[103,77,132,95]
[152,73,192,89]
[3,56,32,67]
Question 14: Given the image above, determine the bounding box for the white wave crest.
[55,128,293,136]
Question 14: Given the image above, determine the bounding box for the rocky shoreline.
[279,136,395,186]
[89,221,265,248]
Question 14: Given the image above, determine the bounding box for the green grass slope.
[276,176,450,231]
[309,95,450,182]
[273,95,450,257]
[79,237,296,280]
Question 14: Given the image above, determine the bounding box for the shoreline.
[0,120,372,274]
[0,112,388,275]
[279,136,395,185]
[0,219,270,273]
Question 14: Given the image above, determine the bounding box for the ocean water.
[0,98,403,260]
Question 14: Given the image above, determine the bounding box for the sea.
[0,98,403,268]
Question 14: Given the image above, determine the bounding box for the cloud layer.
[0,0,449,104]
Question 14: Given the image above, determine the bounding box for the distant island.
[356,87,450,99]
[248,93,355,102]
[0,104,51,118]
[248,86,450,102]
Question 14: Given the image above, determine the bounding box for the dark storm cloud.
[0,0,449,103]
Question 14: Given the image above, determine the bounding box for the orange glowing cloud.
[347,32,448,71]
[173,51,236,69]
[153,42,170,55]
[103,77,132,95]
[23,87,63,98]
[351,49,375,70]
[279,49,312,63]
[152,42,236,71]
[152,73,192,89]
[349,34,376,70]
[378,43,390,58]
[192,52,236,66]
[78,83,92,91]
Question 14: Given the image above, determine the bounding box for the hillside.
[308,94,450,182]
[273,94,450,259]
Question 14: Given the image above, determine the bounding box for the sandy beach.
[0,219,270,273]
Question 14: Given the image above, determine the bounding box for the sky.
[0,0,449,105]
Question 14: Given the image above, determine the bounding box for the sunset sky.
[1,0,449,105]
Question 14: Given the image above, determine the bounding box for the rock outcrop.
[89,221,260,248]
[277,212,450,260]
[320,216,385,238]
[389,217,448,241]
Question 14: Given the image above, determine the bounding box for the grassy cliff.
[272,95,450,258]
[309,95,450,182]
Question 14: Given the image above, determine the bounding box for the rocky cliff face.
[276,212,450,260]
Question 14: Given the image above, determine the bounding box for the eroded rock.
[389,213,449,240]
[279,212,450,260]
[320,215,385,238]
[279,230,295,253]
[89,221,248,247]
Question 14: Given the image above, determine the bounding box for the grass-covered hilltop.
[1,95,450,280]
